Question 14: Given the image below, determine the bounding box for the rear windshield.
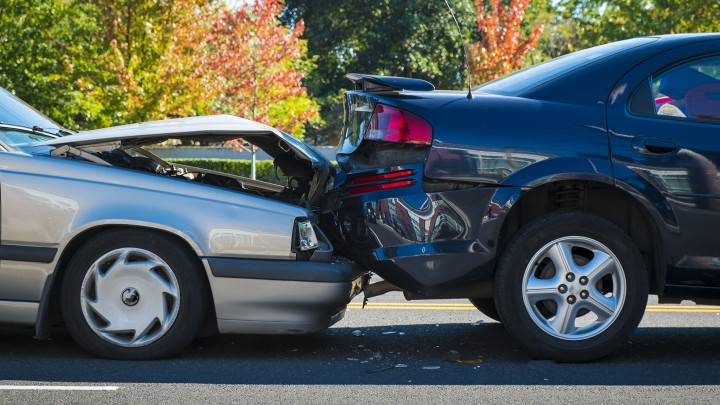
[474,37,659,96]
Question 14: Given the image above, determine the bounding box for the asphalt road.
[1,292,720,404]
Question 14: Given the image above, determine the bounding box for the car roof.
[519,33,720,105]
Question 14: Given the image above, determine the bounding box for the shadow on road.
[1,323,719,385]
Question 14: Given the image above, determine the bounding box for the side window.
[652,56,720,122]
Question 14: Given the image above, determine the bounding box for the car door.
[607,39,720,288]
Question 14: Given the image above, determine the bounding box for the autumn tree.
[195,0,320,140]
[86,0,215,126]
[469,0,543,84]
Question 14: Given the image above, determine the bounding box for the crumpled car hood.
[39,115,329,169]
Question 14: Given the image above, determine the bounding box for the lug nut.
[566,273,575,282]
[558,284,568,294]
[567,295,576,304]
[580,290,589,299]
[579,276,588,285]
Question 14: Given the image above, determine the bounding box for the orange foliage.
[469,0,543,84]
[97,0,318,139]
[171,0,318,140]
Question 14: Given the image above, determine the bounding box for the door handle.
[631,137,678,155]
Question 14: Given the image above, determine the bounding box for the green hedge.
[167,159,288,185]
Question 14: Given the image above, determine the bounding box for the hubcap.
[80,248,180,348]
[521,236,626,341]
[121,288,140,306]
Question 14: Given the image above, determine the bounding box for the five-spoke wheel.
[495,211,647,362]
[521,236,624,340]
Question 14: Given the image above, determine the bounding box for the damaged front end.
[40,115,333,210]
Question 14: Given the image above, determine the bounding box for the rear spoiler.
[346,73,435,93]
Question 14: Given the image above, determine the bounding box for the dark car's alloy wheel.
[61,229,208,360]
[494,211,648,362]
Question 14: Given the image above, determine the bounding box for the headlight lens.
[297,220,319,251]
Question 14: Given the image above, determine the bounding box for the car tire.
[61,229,209,360]
[468,298,501,322]
[494,211,648,362]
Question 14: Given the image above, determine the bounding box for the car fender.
[1,153,304,260]
[499,156,615,188]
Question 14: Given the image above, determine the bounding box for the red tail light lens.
[364,104,432,145]
[348,180,414,195]
[347,169,416,195]
[350,169,415,185]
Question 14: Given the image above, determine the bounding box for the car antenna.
[443,0,473,99]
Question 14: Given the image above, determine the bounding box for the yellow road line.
[347,303,720,313]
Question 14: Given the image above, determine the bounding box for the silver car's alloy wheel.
[80,248,180,348]
[521,236,626,341]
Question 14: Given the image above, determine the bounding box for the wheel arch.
[496,179,667,295]
[36,224,217,340]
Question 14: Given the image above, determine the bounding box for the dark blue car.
[325,34,720,361]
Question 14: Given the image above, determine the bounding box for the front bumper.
[202,256,367,334]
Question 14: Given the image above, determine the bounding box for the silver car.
[0,88,366,359]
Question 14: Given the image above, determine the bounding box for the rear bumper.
[329,172,520,293]
[202,256,367,334]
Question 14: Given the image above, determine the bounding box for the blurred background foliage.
[1,0,718,144]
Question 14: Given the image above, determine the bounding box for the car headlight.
[296,219,319,251]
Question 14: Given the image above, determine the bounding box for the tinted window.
[653,56,720,122]
[474,37,659,96]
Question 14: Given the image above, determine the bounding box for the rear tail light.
[350,169,415,184]
[348,179,414,195]
[364,104,432,145]
[347,169,416,195]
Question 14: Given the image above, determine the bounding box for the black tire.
[61,229,209,359]
[494,211,648,362]
[469,298,501,322]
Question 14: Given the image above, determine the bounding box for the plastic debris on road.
[455,359,483,365]
[367,365,395,374]
[351,330,363,337]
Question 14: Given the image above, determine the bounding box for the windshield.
[475,37,659,96]
[0,87,71,135]
[0,127,57,153]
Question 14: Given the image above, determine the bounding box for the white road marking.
[0,385,119,391]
